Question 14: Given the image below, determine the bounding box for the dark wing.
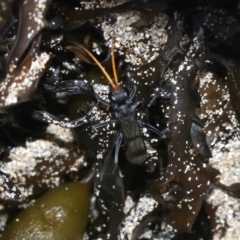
[94,132,125,238]
[119,116,147,165]
[44,80,94,96]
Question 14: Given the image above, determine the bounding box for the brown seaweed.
[215,181,240,198]
[127,14,184,104]
[192,6,240,51]
[58,0,171,30]
[191,122,212,157]
[0,37,51,108]
[0,0,13,39]
[204,101,232,145]
[6,0,51,68]
[1,0,240,239]
[131,207,164,240]
[210,54,240,122]
[149,38,219,231]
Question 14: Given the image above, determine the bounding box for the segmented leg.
[44,79,95,96]
[148,85,171,107]
[114,133,123,164]
[127,85,137,102]
[92,120,116,129]
[94,92,111,107]
[138,121,166,139]
[32,110,88,128]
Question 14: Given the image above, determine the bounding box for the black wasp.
[33,42,166,165]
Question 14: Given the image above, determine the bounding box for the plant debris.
[0,0,240,239]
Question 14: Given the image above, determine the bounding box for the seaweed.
[0,0,240,239]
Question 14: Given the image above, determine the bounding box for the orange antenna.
[80,45,118,90]
[111,39,120,89]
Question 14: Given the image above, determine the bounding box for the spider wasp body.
[33,43,166,165]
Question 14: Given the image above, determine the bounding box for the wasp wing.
[119,116,147,165]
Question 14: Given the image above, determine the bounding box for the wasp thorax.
[110,88,128,103]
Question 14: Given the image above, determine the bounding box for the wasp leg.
[32,110,88,128]
[148,85,172,107]
[94,93,111,107]
[138,121,166,139]
[132,101,145,111]
[44,80,94,96]
[92,120,116,129]
[114,133,123,164]
[127,85,137,102]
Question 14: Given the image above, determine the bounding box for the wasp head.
[110,88,128,104]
